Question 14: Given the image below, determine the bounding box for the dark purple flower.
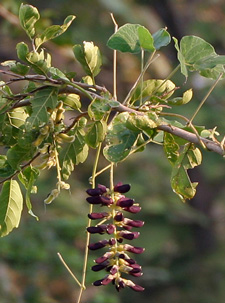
[95,252,113,264]
[124,244,145,254]
[97,184,107,194]
[87,225,107,234]
[108,238,116,246]
[124,218,144,228]
[106,224,116,234]
[86,188,103,196]
[88,212,109,220]
[100,196,113,206]
[127,282,145,292]
[88,240,108,250]
[118,231,140,240]
[114,212,124,221]
[115,278,126,292]
[101,274,115,285]
[116,197,134,208]
[92,262,109,271]
[93,279,103,286]
[114,182,131,193]
[123,205,141,213]
[86,196,102,204]
[110,265,119,275]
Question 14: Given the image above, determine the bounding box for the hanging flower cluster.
[86,182,145,292]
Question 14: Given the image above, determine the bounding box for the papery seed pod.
[114,182,131,193]
[58,133,75,143]
[116,197,134,207]
[88,212,109,220]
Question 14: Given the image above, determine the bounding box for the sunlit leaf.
[0,180,23,237]
[138,26,155,52]
[19,4,40,39]
[163,133,179,165]
[7,144,36,170]
[1,60,30,76]
[26,87,58,129]
[88,98,111,120]
[0,155,15,178]
[103,113,139,163]
[60,93,81,110]
[35,15,76,49]
[85,120,107,148]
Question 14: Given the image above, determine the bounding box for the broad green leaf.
[26,87,58,129]
[103,112,139,163]
[35,15,76,49]
[171,144,202,202]
[107,24,141,53]
[138,26,155,52]
[1,60,30,76]
[26,49,51,75]
[168,89,193,105]
[126,113,158,137]
[19,4,40,39]
[7,108,28,128]
[7,144,36,170]
[16,42,30,63]
[163,133,179,165]
[18,166,39,220]
[73,42,102,78]
[174,36,225,79]
[60,94,81,110]
[153,28,171,50]
[173,37,188,78]
[0,155,15,178]
[49,67,69,81]
[85,120,107,148]
[88,98,111,120]
[60,127,89,180]
[0,180,23,237]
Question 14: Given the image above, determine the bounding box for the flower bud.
[114,183,131,193]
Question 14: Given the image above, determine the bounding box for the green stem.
[76,143,102,303]
[189,72,223,125]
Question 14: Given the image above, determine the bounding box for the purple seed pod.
[87,225,107,234]
[124,218,144,228]
[86,196,103,204]
[123,205,141,213]
[116,197,134,208]
[114,212,124,221]
[89,240,108,250]
[114,182,131,193]
[86,188,103,196]
[118,231,140,240]
[124,244,145,254]
[88,212,109,220]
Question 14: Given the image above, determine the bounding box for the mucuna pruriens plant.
[86,183,145,292]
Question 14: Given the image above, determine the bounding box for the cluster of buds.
[86,182,145,292]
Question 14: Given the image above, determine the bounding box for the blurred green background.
[0,1,225,302]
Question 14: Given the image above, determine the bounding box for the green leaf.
[18,166,39,220]
[73,42,102,78]
[126,113,158,137]
[49,67,69,81]
[138,26,155,52]
[85,120,107,148]
[7,144,36,170]
[35,15,76,49]
[163,133,179,165]
[19,4,40,39]
[171,144,202,202]
[0,155,15,178]
[174,36,225,79]
[16,42,30,63]
[60,127,89,180]
[60,94,81,110]
[27,87,58,129]
[26,49,51,75]
[168,89,193,106]
[153,28,171,50]
[88,98,111,120]
[103,113,139,163]
[1,60,30,76]
[107,23,141,53]
[7,108,28,128]
[0,180,23,237]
